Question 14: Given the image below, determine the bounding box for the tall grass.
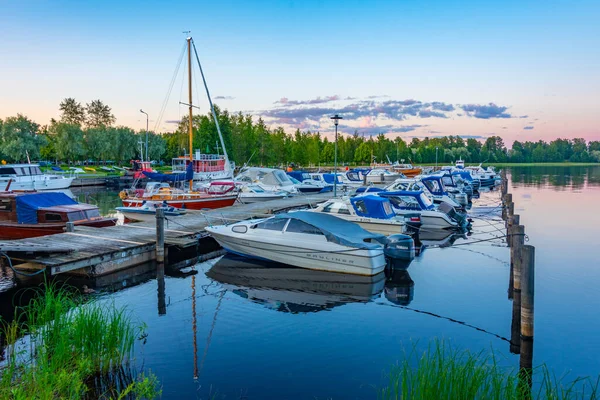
[379,341,599,400]
[0,282,160,399]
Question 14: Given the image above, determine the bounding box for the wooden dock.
[0,193,332,276]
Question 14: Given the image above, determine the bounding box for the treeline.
[1,98,599,165]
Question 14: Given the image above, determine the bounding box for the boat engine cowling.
[384,234,415,264]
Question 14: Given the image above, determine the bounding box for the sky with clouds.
[1,0,599,145]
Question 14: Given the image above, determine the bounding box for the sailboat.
[119,37,238,210]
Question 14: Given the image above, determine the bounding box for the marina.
[2,166,597,399]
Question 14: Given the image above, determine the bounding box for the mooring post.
[156,208,165,264]
[362,173,367,186]
[520,245,535,347]
[507,214,520,247]
[65,222,75,232]
[519,245,535,397]
[501,170,508,197]
[502,193,512,221]
[510,225,525,352]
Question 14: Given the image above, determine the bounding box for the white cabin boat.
[205,211,387,276]
[115,201,186,222]
[366,168,404,184]
[0,164,74,191]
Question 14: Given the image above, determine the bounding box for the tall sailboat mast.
[187,37,194,191]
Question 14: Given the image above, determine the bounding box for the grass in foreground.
[0,282,161,399]
[379,341,599,400]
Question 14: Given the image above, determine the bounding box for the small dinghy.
[116,201,187,222]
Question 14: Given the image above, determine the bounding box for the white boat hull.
[206,227,386,276]
[1,176,74,190]
[237,194,288,204]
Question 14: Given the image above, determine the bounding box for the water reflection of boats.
[413,229,467,251]
[384,269,414,306]
[206,255,385,313]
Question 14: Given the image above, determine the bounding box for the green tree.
[50,122,85,162]
[0,114,46,162]
[59,98,86,126]
[86,100,116,128]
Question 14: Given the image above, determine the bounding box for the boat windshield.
[253,218,288,231]
[285,219,324,235]
[273,170,293,185]
[387,196,422,210]
[420,193,434,208]
[288,176,301,184]
[248,184,265,193]
[321,201,351,215]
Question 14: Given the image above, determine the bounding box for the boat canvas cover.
[378,190,434,210]
[351,195,395,219]
[16,192,78,224]
[142,162,193,182]
[272,211,386,250]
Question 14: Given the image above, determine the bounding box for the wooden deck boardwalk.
[0,193,332,276]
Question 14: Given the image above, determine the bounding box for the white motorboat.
[205,211,388,276]
[381,177,462,208]
[0,164,74,191]
[376,190,469,230]
[235,167,299,194]
[366,168,403,184]
[310,195,411,236]
[115,201,187,222]
[237,183,289,204]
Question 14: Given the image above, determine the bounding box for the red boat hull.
[121,196,237,210]
[0,219,118,240]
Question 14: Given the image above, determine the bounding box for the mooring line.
[374,301,511,344]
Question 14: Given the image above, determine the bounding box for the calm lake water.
[2,166,600,399]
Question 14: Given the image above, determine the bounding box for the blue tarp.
[51,166,65,172]
[452,171,473,181]
[142,162,193,182]
[322,173,343,184]
[351,195,395,219]
[286,171,310,182]
[272,211,386,249]
[16,192,78,224]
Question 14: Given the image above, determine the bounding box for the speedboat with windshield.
[206,211,398,276]
[366,168,404,184]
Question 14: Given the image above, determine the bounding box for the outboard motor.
[384,234,415,268]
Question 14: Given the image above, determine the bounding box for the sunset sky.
[1,0,599,145]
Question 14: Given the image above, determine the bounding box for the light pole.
[140,109,149,162]
[330,114,343,197]
[435,146,439,169]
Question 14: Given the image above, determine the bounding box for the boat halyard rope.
[154,41,187,133]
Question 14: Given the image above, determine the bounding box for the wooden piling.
[156,208,165,264]
[507,215,520,247]
[510,225,525,353]
[65,222,75,233]
[502,193,512,221]
[520,245,535,339]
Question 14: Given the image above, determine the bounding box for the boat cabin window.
[248,184,265,193]
[45,213,63,222]
[354,200,368,214]
[0,199,12,212]
[419,193,434,208]
[67,211,87,221]
[254,218,288,231]
[0,167,17,176]
[387,196,421,210]
[442,176,454,186]
[423,179,442,193]
[322,202,350,215]
[85,209,101,219]
[285,219,324,235]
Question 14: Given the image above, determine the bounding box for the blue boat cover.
[350,195,395,219]
[143,162,193,182]
[272,211,386,249]
[51,166,65,172]
[322,173,343,184]
[16,192,78,224]
[378,190,434,210]
[452,171,473,181]
[286,171,309,182]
